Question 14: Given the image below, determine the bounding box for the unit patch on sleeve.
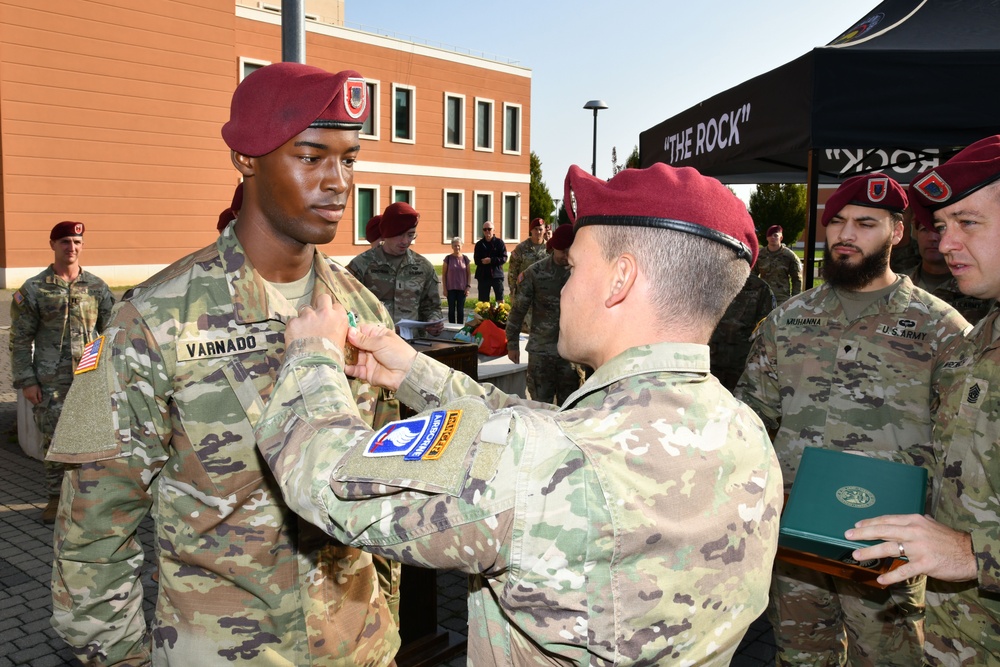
[365,409,462,461]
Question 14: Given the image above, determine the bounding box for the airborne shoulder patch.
[365,409,462,461]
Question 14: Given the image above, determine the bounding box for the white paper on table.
[397,317,445,339]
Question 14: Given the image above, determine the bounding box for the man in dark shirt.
[474,221,507,302]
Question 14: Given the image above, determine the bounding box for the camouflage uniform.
[10,266,114,497]
[47,225,401,666]
[506,238,549,329]
[922,306,1000,665]
[907,264,993,325]
[505,256,582,404]
[256,341,784,666]
[708,272,775,391]
[755,244,802,304]
[736,276,970,666]
[347,246,443,325]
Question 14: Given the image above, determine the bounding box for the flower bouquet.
[473,300,510,328]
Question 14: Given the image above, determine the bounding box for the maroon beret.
[908,169,935,231]
[766,225,782,237]
[564,163,757,265]
[530,217,544,229]
[365,215,382,243]
[821,173,907,226]
[546,224,575,251]
[380,202,419,238]
[216,182,244,233]
[222,63,368,157]
[50,221,85,240]
[910,135,1000,226]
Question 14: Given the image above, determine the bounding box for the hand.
[286,294,349,350]
[845,513,978,586]
[22,385,42,405]
[482,257,491,265]
[507,349,520,364]
[345,323,419,391]
[426,321,444,336]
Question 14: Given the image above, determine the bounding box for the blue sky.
[346,1,881,201]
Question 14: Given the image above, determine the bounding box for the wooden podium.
[394,339,477,666]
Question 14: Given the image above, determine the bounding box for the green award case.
[777,447,927,583]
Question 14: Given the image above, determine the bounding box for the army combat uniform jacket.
[347,246,443,325]
[48,225,401,666]
[754,244,802,304]
[506,238,548,296]
[256,341,784,666]
[10,266,114,391]
[737,277,969,488]
[922,306,1000,665]
[505,256,567,356]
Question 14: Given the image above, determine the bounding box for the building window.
[474,98,494,152]
[444,93,465,149]
[502,193,519,241]
[360,80,379,139]
[503,103,522,154]
[354,186,379,244]
[444,190,464,241]
[474,192,493,240]
[239,57,270,82]
[392,186,414,206]
[392,84,415,143]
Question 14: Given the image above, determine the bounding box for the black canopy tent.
[639,0,1000,287]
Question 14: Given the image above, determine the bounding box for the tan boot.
[41,497,59,525]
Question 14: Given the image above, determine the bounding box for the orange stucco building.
[0,0,531,286]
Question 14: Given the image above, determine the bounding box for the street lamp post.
[583,99,608,177]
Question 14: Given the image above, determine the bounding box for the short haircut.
[591,226,749,330]
[451,236,462,244]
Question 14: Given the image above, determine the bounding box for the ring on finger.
[897,542,906,558]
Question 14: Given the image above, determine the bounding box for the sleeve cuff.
[971,527,1000,593]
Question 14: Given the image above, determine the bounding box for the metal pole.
[281,0,306,63]
[805,149,820,289]
[591,109,599,176]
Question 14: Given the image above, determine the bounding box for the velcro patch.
[176,333,264,362]
[365,410,462,461]
[336,397,492,496]
[13,290,24,305]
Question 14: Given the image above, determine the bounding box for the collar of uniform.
[818,274,914,319]
[42,265,89,285]
[218,223,341,324]
[559,342,710,411]
[374,245,417,265]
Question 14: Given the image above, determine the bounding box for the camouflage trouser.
[527,353,583,406]
[32,384,70,498]
[924,583,1000,666]
[769,560,925,667]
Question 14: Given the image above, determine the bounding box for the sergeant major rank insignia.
[365,410,462,461]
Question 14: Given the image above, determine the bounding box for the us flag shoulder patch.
[75,336,105,374]
[13,291,23,305]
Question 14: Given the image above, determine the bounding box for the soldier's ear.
[605,254,637,308]
[232,150,255,178]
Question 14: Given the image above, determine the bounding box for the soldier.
[736,173,970,666]
[507,217,549,318]
[10,221,114,523]
[505,223,582,404]
[755,224,803,304]
[254,163,784,665]
[708,272,775,391]
[847,135,1000,666]
[47,63,402,665]
[906,177,992,324]
[348,201,444,335]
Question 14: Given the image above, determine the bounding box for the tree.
[529,151,555,222]
[611,145,641,175]
[748,184,807,245]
